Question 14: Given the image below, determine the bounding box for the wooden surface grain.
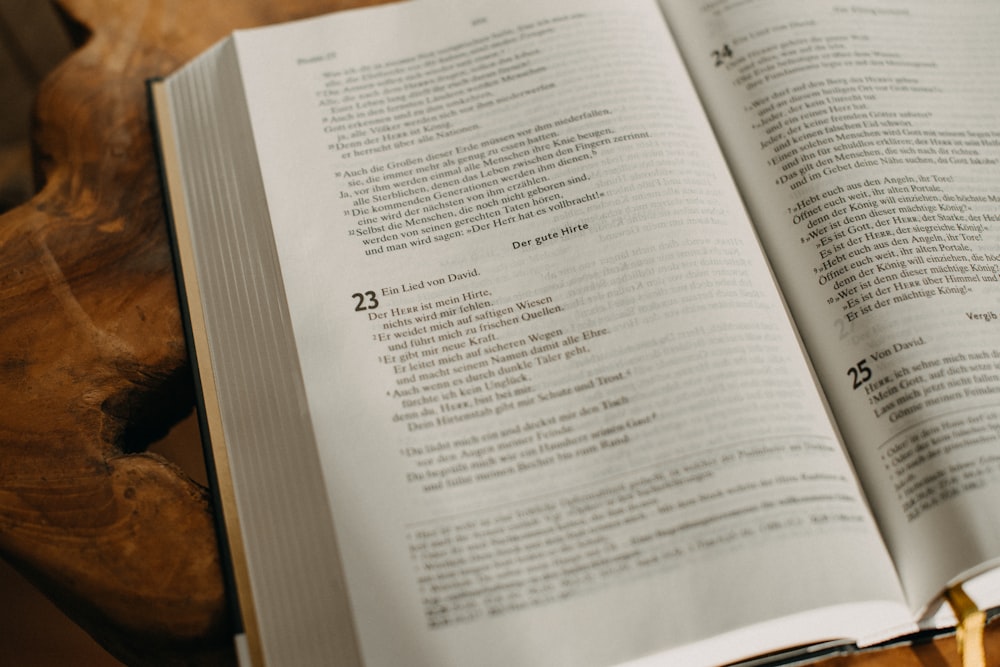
[0,0,994,665]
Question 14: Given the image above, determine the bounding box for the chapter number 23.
[352,291,379,311]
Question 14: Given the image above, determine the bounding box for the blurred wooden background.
[0,4,204,664]
[0,1,111,664]
[0,0,69,210]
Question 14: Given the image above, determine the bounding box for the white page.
[661,0,1000,613]
[231,0,913,665]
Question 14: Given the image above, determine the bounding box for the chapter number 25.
[847,359,872,390]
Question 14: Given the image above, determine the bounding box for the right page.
[661,0,1000,613]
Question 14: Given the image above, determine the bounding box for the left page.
[208,0,910,665]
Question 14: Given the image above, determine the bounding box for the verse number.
[847,359,873,390]
[352,291,379,311]
[712,44,733,67]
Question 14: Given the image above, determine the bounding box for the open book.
[150,0,1000,665]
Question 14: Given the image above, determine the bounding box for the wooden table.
[0,1,996,664]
